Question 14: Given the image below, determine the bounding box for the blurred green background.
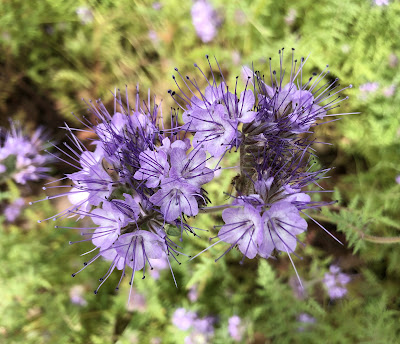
[1,0,400,343]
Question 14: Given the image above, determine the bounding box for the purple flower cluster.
[69,285,87,307]
[172,308,214,343]
[191,0,219,43]
[171,50,351,265]
[43,86,215,294]
[323,265,351,300]
[297,313,316,332]
[4,198,25,222]
[0,122,51,185]
[228,315,245,342]
[374,0,389,6]
[41,50,352,295]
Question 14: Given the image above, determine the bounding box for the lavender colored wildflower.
[126,288,147,312]
[191,0,219,43]
[4,198,25,222]
[76,6,93,24]
[290,275,307,300]
[228,315,244,342]
[69,285,87,306]
[40,85,215,296]
[396,175,400,184]
[383,84,396,98]
[172,308,215,344]
[0,122,51,185]
[152,2,162,10]
[297,313,316,332]
[188,284,198,302]
[359,82,379,100]
[171,50,351,269]
[148,255,169,279]
[40,50,352,296]
[172,308,197,331]
[323,265,351,300]
[374,0,389,6]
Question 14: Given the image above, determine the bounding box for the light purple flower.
[260,201,307,257]
[169,147,214,188]
[67,147,114,214]
[76,6,93,24]
[134,149,170,187]
[290,276,307,300]
[115,230,167,271]
[69,285,87,306]
[383,84,395,98]
[152,2,162,10]
[90,195,139,250]
[148,255,169,279]
[0,123,51,185]
[185,317,215,343]
[4,198,25,222]
[149,179,200,221]
[172,308,197,331]
[191,0,218,43]
[297,313,316,332]
[172,308,215,344]
[323,265,351,300]
[188,284,198,302]
[396,175,400,184]
[126,289,147,312]
[184,103,237,157]
[374,0,389,6]
[228,315,244,342]
[359,82,379,100]
[219,205,262,259]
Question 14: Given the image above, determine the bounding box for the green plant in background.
[1,0,400,343]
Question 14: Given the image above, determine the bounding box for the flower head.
[171,51,350,269]
[172,308,215,343]
[0,122,51,185]
[228,315,245,342]
[42,87,215,295]
[323,265,351,300]
[4,198,25,222]
[191,0,219,43]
